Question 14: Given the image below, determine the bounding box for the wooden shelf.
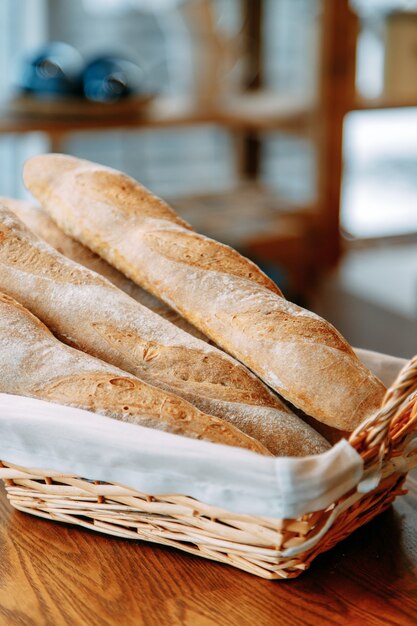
[0,92,313,135]
[220,91,313,131]
[170,182,310,248]
[353,96,417,111]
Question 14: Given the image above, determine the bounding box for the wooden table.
[1,474,417,626]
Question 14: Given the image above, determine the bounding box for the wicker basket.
[1,356,417,580]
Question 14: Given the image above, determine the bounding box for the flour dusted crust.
[0,292,271,452]
[21,157,281,295]
[0,205,329,455]
[0,197,206,340]
[142,229,281,295]
[24,154,386,431]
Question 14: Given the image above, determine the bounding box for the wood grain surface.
[1,473,417,626]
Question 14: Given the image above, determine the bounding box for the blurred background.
[0,0,416,357]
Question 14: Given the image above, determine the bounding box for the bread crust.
[0,204,329,455]
[23,154,386,431]
[1,197,206,340]
[0,292,271,453]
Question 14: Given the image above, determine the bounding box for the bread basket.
[1,355,417,581]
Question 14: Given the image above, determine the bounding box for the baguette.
[0,206,330,456]
[0,197,205,340]
[23,154,386,431]
[0,291,268,452]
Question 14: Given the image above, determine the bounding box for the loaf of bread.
[0,206,329,456]
[0,197,205,340]
[0,291,269,452]
[23,154,386,431]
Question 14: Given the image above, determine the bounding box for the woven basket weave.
[1,356,417,580]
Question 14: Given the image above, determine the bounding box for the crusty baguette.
[0,292,269,453]
[0,197,205,340]
[0,207,330,456]
[23,154,386,431]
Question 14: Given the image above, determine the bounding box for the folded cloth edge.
[0,348,407,518]
[0,394,363,518]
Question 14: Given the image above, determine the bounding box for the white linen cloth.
[0,348,408,518]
